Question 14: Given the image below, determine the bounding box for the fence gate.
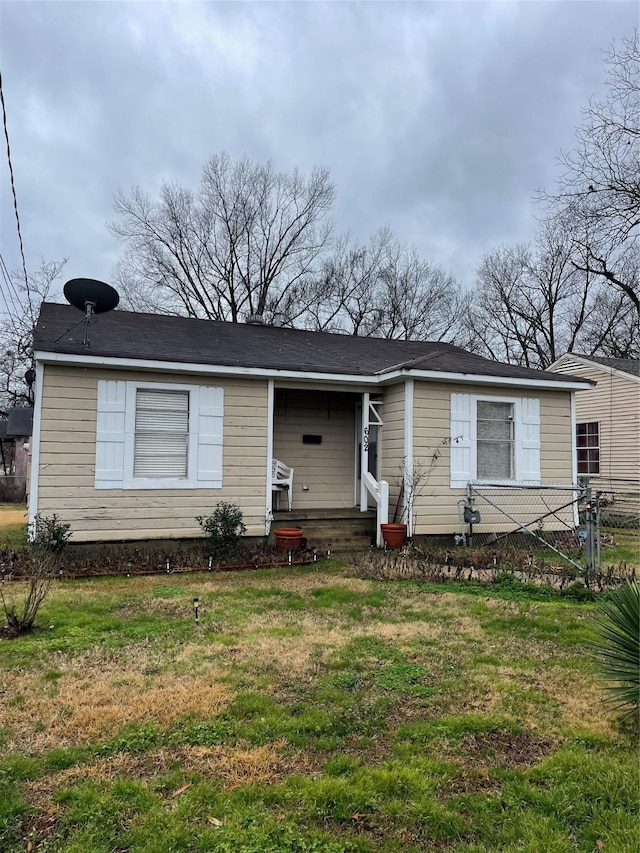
[467,482,587,573]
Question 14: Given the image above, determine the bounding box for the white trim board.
[35,350,592,391]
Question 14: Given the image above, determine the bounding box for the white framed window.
[95,380,223,490]
[450,393,540,488]
[576,421,599,475]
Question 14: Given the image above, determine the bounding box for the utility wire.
[0,69,31,315]
[0,250,26,318]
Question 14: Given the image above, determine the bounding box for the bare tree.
[465,225,637,368]
[0,258,67,412]
[111,153,335,323]
[543,31,640,312]
[307,229,464,341]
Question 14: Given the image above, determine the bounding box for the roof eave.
[35,349,592,391]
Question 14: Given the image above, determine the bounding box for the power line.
[0,250,26,318]
[0,69,31,314]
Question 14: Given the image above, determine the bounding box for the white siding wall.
[380,383,405,519]
[411,381,574,535]
[36,365,269,541]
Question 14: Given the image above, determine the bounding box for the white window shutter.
[96,380,126,487]
[196,386,223,487]
[450,393,472,488]
[518,398,540,482]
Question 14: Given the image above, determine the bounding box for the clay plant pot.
[380,523,407,550]
[273,527,304,552]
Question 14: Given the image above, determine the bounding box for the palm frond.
[593,581,640,720]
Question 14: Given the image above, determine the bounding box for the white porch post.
[360,391,370,512]
[404,378,414,536]
[265,379,274,534]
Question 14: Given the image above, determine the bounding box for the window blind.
[134,389,189,478]
[477,400,514,479]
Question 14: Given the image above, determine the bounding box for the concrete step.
[271,511,376,553]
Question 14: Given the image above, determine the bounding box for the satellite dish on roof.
[64,278,119,314]
[62,278,120,349]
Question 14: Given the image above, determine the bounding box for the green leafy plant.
[196,501,246,560]
[29,513,72,555]
[594,580,639,720]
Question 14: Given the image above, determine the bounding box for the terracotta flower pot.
[273,527,304,552]
[380,523,407,550]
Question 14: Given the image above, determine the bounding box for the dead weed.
[25,739,308,808]
[1,664,229,754]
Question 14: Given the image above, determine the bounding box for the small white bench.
[272,459,294,511]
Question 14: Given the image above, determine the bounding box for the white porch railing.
[362,470,389,547]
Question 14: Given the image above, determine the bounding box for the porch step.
[272,509,376,553]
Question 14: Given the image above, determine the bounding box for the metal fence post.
[595,492,601,575]
[584,483,593,583]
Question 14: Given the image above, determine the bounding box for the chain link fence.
[466,483,584,572]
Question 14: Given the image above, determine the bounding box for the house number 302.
[363,426,369,451]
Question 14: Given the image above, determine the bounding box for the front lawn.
[1,562,637,852]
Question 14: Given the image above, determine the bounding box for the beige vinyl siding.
[36,365,269,541]
[272,389,357,510]
[551,357,640,484]
[380,382,405,514]
[411,381,574,535]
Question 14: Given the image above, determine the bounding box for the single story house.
[549,354,640,488]
[29,303,592,544]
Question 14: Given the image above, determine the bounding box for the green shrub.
[560,581,596,602]
[29,513,72,555]
[594,581,639,720]
[196,502,247,561]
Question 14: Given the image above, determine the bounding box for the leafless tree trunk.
[111,153,335,323]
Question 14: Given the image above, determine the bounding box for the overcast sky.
[0,0,637,310]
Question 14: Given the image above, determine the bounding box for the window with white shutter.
[449,393,540,487]
[95,380,223,489]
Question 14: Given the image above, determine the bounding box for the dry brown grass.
[1,658,229,754]
[25,739,310,809]
[0,506,27,526]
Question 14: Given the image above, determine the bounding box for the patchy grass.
[1,562,637,852]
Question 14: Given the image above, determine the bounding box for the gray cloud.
[0,0,636,304]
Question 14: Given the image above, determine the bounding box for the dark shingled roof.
[574,354,640,378]
[34,303,583,385]
[7,407,33,437]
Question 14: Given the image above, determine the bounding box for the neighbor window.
[476,400,514,480]
[576,421,599,475]
[134,388,189,479]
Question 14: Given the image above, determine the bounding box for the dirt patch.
[445,731,559,770]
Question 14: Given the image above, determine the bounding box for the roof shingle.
[34,303,583,385]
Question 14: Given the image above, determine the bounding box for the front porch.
[269,385,400,547]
